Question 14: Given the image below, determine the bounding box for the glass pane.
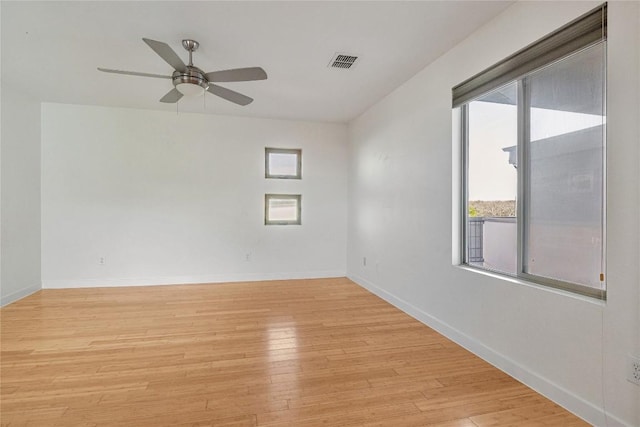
[268,198,299,222]
[268,152,299,177]
[524,42,605,290]
[466,82,518,275]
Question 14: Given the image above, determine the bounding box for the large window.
[454,4,606,298]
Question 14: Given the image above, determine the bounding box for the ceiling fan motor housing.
[173,66,208,96]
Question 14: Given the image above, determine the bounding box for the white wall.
[42,104,347,287]
[347,2,639,426]
[0,85,42,305]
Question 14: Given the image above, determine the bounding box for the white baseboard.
[42,270,346,289]
[348,273,631,427]
[1,283,41,307]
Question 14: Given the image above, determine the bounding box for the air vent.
[328,53,359,69]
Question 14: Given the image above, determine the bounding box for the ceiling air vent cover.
[328,53,359,69]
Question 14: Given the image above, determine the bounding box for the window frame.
[265,147,302,180]
[264,194,302,226]
[456,5,607,300]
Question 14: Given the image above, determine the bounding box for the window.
[265,148,302,179]
[265,194,301,225]
[465,82,519,276]
[454,4,606,299]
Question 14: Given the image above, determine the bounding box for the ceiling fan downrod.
[181,39,199,67]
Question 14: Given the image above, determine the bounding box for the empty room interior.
[1,1,639,426]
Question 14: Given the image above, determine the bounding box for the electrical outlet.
[363,257,367,266]
[628,355,640,386]
[99,257,105,265]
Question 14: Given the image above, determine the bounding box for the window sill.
[456,264,606,306]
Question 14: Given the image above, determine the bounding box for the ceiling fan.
[98,38,267,106]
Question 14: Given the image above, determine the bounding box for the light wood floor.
[1,277,588,426]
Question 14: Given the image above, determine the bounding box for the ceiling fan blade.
[159,88,183,103]
[142,38,186,72]
[207,84,253,106]
[97,68,171,79]
[205,67,268,82]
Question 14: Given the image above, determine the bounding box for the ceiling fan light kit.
[174,69,208,97]
[98,38,267,106]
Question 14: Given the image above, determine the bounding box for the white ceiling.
[1,1,512,123]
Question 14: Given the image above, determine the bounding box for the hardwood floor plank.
[469,401,570,426]
[0,278,588,426]
[362,415,479,427]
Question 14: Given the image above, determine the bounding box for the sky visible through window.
[268,198,298,221]
[268,152,298,177]
[468,100,605,202]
